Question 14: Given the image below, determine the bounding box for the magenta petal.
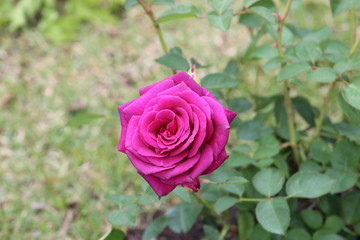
[225,108,237,123]
[182,178,200,192]
[139,78,175,96]
[154,152,200,179]
[203,96,231,157]
[138,172,176,197]
[203,149,228,175]
[126,150,173,174]
[189,145,213,179]
[170,71,203,96]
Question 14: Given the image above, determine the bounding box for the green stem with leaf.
[311,82,337,141]
[276,0,299,163]
[136,0,176,74]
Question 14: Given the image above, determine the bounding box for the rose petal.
[126,150,172,174]
[170,71,203,96]
[181,178,200,192]
[154,152,201,179]
[203,149,228,175]
[203,96,231,157]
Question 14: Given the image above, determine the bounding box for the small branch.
[310,82,337,141]
[136,0,176,74]
[276,0,299,163]
[233,10,250,16]
[239,197,269,202]
[350,37,360,57]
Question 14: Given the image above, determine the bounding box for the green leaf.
[244,0,261,8]
[307,68,337,83]
[336,122,360,141]
[292,97,317,126]
[238,212,255,240]
[201,73,238,88]
[252,168,285,197]
[170,46,183,55]
[331,140,360,171]
[309,139,332,165]
[250,224,271,240]
[287,228,311,240]
[237,119,270,140]
[142,216,168,240]
[208,0,233,15]
[223,184,245,196]
[303,27,332,43]
[224,59,239,78]
[155,53,189,71]
[207,9,233,32]
[299,161,323,172]
[323,215,345,233]
[330,0,359,17]
[250,44,278,59]
[203,225,221,240]
[108,209,136,226]
[301,210,323,229]
[125,0,138,9]
[156,5,201,24]
[313,230,344,240]
[224,176,249,184]
[180,202,203,232]
[323,40,349,62]
[296,41,322,64]
[277,62,312,82]
[286,171,336,198]
[67,113,103,128]
[263,56,289,72]
[342,78,360,110]
[342,190,360,224]
[215,196,238,214]
[334,59,360,74]
[250,6,276,25]
[100,228,125,240]
[325,169,357,194]
[172,187,193,202]
[152,0,175,5]
[228,97,252,113]
[253,134,280,159]
[337,92,360,124]
[255,198,290,235]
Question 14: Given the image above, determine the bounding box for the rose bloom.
[118,71,236,197]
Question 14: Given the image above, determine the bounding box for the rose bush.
[118,71,236,197]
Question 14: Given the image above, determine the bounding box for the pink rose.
[118,71,237,197]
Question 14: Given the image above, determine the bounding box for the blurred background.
[0,0,353,239]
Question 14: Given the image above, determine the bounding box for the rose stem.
[190,192,230,237]
[310,82,337,142]
[276,0,300,164]
[136,0,176,74]
[311,8,358,142]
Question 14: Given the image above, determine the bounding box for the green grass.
[0,1,352,239]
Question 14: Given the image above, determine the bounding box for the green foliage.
[0,0,124,43]
[255,198,290,235]
[106,0,360,239]
[156,5,201,23]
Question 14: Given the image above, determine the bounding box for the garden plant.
[103,0,360,239]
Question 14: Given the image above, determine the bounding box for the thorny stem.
[276,0,299,164]
[136,0,176,74]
